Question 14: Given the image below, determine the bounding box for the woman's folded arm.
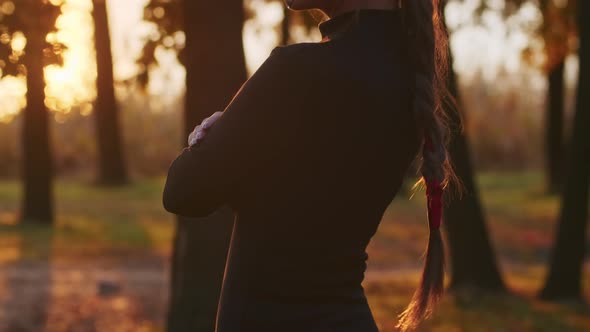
[162,46,307,217]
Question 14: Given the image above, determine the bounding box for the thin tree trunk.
[444,43,506,291]
[545,59,565,194]
[92,0,128,185]
[540,2,590,300]
[168,211,235,332]
[21,8,54,225]
[166,1,247,331]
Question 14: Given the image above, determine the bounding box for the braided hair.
[397,0,459,330]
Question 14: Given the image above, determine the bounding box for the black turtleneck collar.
[318,10,357,40]
[318,8,402,40]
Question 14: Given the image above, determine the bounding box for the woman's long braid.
[397,0,455,331]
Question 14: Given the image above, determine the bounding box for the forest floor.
[0,172,589,332]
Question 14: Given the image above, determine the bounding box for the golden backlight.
[0,0,279,123]
[44,0,96,118]
[0,0,550,123]
[0,0,96,122]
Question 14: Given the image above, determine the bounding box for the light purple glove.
[188,111,223,146]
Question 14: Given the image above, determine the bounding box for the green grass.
[365,171,590,331]
[0,172,589,331]
[2,172,566,264]
[0,177,174,262]
[368,171,588,268]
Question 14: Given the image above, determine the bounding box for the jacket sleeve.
[162,46,305,217]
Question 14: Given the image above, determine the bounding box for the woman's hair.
[396,0,458,331]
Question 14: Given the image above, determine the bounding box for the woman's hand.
[188,111,224,146]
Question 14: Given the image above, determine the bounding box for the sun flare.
[0,0,550,124]
[0,0,96,122]
[44,0,96,115]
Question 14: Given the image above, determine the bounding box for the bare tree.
[0,0,64,224]
[441,0,506,291]
[539,0,577,193]
[444,50,506,292]
[92,0,128,185]
[540,0,589,301]
[139,1,247,330]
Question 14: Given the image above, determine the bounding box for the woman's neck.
[324,0,400,18]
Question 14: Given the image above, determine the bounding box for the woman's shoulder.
[272,40,327,55]
[266,41,328,70]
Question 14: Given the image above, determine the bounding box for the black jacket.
[163,8,420,332]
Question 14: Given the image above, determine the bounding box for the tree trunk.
[444,45,506,291]
[545,59,565,194]
[21,10,54,225]
[540,3,590,300]
[166,1,247,331]
[92,0,128,185]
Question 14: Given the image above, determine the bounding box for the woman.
[163,0,456,331]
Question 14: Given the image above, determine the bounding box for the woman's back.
[164,0,456,332]
[219,9,420,331]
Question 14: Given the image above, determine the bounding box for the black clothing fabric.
[163,8,420,332]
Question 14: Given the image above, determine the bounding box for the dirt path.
[0,259,169,332]
[3,259,585,332]
[0,258,425,332]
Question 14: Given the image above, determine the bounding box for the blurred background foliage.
[0,0,588,331]
[0,0,579,176]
